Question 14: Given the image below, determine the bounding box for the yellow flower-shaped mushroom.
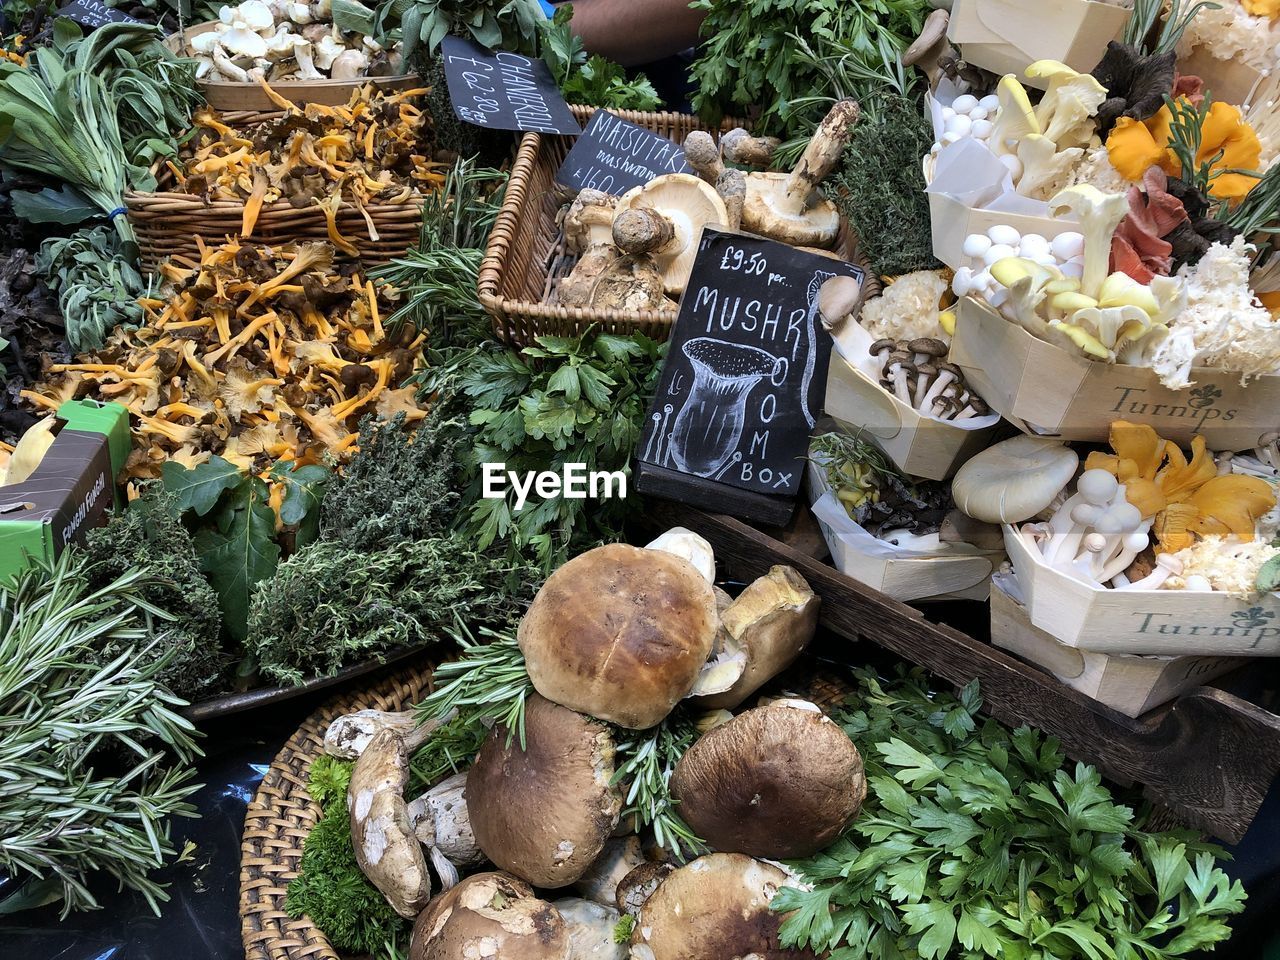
[1243,0,1280,18]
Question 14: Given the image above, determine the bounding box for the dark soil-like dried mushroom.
[671,699,866,859]
[519,543,719,729]
[410,872,570,960]
[466,694,623,888]
[741,99,859,248]
[693,565,819,711]
[629,853,817,959]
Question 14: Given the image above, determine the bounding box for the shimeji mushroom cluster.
[952,426,1280,596]
[554,99,862,312]
[185,0,399,83]
[868,334,988,421]
[320,529,870,960]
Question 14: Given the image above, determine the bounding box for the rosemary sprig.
[1223,163,1280,251]
[810,429,908,488]
[612,713,705,859]
[1125,0,1221,55]
[414,624,532,747]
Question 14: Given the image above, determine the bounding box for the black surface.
[638,230,861,506]
[440,36,580,135]
[54,0,141,28]
[555,109,692,194]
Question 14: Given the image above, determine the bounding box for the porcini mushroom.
[348,727,434,918]
[670,699,866,859]
[951,435,1080,524]
[644,526,715,583]
[409,872,571,960]
[552,898,629,960]
[615,861,674,917]
[740,99,859,248]
[693,565,819,711]
[616,173,729,294]
[629,854,819,960]
[406,771,484,890]
[466,694,623,888]
[518,543,719,729]
[574,836,647,907]
[817,274,863,330]
[324,708,421,759]
[720,128,781,168]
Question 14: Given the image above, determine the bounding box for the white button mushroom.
[1051,231,1086,260]
[962,233,992,259]
[952,93,979,113]
[982,242,1018,266]
[986,224,1022,248]
[971,117,994,140]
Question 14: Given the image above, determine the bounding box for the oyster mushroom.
[670,699,866,859]
[741,99,859,248]
[951,435,1080,524]
[518,543,719,729]
[616,173,729,294]
[629,854,819,960]
[410,872,571,960]
[902,8,954,89]
[466,694,623,888]
[692,565,819,711]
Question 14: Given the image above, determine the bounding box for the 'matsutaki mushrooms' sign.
[636,228,864,523]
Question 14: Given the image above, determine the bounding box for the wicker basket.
[166,23,422,112]
[240,662,436,960]
[125,109,428,274]
[478,106,878,347]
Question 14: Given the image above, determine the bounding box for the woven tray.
[240,662,436,960]
[125,110,428,275]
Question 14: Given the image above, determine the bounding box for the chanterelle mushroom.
[629,854,819,960]
[671,699,866,859]
[410,872,571,960]
[693,565,819,711]
[741,99,859,248]
[616,173,728,294]
[518,543,719,729]
[466,694,623,888]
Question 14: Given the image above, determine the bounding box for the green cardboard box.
[0,400,131,581]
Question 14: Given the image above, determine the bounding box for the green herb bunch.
[80,489,227,701]
[450,330,668,572]
[373,0,545,61]
[774,668,1247,959]
[36,225,148,353]
[539,5,661,111]
[372,158,509,344]
[0,552,203,915]
[689,0,931,141]
[822,93,941,276]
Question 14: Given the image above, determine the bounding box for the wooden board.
[650,502,1280,843]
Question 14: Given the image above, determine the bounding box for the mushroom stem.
[779,99,860,218]
[717,168,747,231]
[886,353,914,405]
[324,707,456,760]
[720,128,780,168]
[920,365,959,411]
[902,8,954,89]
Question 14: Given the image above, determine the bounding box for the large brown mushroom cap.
[466,694,623,888]
[630,853,818,960]
[519,543,719,729]
[671,699,866,859]
[410,872,570,960]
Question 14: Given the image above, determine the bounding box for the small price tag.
[555,109,691,195]
[637,229,864,501]
[55,0,141,28]
[440,35,580,135]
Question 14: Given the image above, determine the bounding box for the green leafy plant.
[774,668,1247,959]
[612,712,703,858]
[160,456,329,643]
[286,756,409,954]
[36,225,148,353]
[0,551,203,915]
[1125,0,1221,55]
[538,5,660,111]
[689,0,930,141]
[447,330,667,571]
[371,159,509,342]
[416,625,534,743]
[373,0,545,61]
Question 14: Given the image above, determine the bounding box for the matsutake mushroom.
[692,565,819,711]
[466,694,623,888]
[410,872,571,960]
[740,99,859,248]
[628,854,818,960]
[616,173,729,294]
[518,543,719,729]
[670,699,866,859]
[720,128,781,168]
[564,189,618,254]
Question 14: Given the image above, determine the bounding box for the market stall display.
[1,0,1279,953]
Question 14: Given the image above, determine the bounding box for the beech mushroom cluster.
[868,335,989,421]
[186,0,399,84]
[35,239,424,481]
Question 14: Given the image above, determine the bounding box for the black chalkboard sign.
[636,229,864,524]
[555,109,692,195]
[440,36,580,135]
[56,0,141,27]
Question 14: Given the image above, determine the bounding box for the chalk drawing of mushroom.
[667,337,783,477]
